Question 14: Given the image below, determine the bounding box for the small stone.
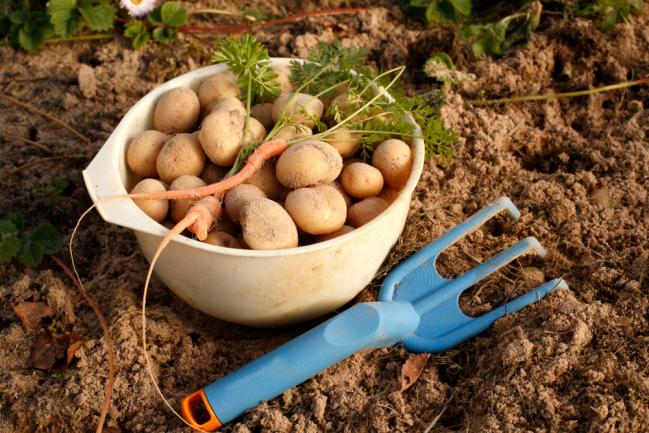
[78,64,97,99]
[591,188,614,209]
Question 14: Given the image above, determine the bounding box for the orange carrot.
[123,139,288,202]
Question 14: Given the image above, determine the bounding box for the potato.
[271,93,324,127]
[200,162,228,185]
[210,96,246,116]
[341,162,384,199]
[244,161,288,201]
[126,130,169,178]
[250,103,274,130]
[276,140,343,189]
[285,185,347,235]
[371,139,412,187]
[329,181,352,209]
[197,71,240,113]
[347,197,389,227]
[274,124,313,142]
[323,128,361,158]
[379,186,402,203]
[240,198,298,250]
[244,117,267,144]
[272,65,294,94]
[328,94,360,120]
[342,157,363,171]
[131,178,168,223]
[315,225,354,243]
[198,107,245,166]
[156,133,206,183]
[203,231,242,248]
[153,87,200,133]
[169,175,206,223]
[224,184,267,222]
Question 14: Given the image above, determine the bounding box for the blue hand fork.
[181,197,568,430]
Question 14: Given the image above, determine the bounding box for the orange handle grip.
[180,389,222,431]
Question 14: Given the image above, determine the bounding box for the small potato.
[126,130,169,177]
[285,185,347,235]
[244,161,288,201]
[224,184,267,222]
[342,157,363,171]
[250,103,274,130]
[271,93,324,127]
[329,181,352,209]
[273,124,313,142]
[240,198,298,250]
[328,94,360,120]
[198,71,240,113]
[130,178,168,222]
[203,231,242,248]
[156,133,206,183]
[323,128,361,158]
[200,162,228,185]
[341,162,384,199]
[244,117,267,144]
[276,140,342,189]
[198,107,245,166]
[209,97,246,116]
[272,65,294,94]
[371,139,413,187]
[153,87,200,133]
[315,225,354,243]
[169,175,206,223]
[347,197,389,227]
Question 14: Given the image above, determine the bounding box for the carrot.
[123,138,288,202]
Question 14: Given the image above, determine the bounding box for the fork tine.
[412,237,547,314]
[379,196,521,301]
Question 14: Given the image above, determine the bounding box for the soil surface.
[1,2,648,433]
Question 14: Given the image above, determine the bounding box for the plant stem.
[2,134,55,155]
[470,78,649,105]
[0,94,91,144]
[51,255,115,433]
[179,7,370,33]
[47,33,113,44]
[0,155,75,183]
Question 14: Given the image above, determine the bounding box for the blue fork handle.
[181,301,419,429]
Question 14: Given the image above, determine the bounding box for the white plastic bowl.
[83,58,425,327]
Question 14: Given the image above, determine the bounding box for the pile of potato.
[126,66,413,250]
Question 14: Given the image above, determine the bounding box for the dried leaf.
[13,301,54,329]
[66,339,85,366]
[399,353,430,392]
[29,333,82,370]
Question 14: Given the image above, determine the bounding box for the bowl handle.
[83,134,165,236]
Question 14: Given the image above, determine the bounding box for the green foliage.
[124,20,149,48]
[402,0,643,58]
[212,34,280,104]
[0,214,62,267]
[0,1,54,52]
[144,1,188,45]
[575,0,643,30]
[462,1,541,57]
[48,0,116,37]
[288,43,457,163]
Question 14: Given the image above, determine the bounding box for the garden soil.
[1,2,648,432]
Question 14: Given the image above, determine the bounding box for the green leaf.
[18,232,44,267]
[47,0,80,38]
[160,1,187,27]
[147,7,162,25]
[31,223,62,254]
[79,3,115,31]
[124,19,149,48]
[0,219,20,264]
[152,27,175,44]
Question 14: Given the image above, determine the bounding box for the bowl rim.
[87,57,425,258]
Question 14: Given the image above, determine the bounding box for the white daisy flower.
[120,0,157,18]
